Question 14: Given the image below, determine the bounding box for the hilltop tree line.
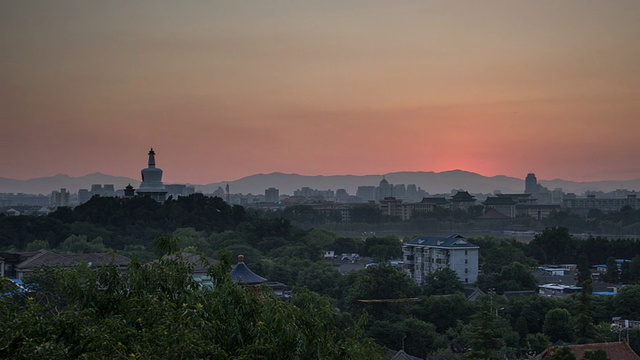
[278,203,640,236]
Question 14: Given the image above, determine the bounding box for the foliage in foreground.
[0,253,383,360]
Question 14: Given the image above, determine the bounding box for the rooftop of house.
[405,234,479,249]
[230,255,268,285]
[478,209,511,219]
[15,250,130,271]
[483,197,517,205]
[420,197,449,205]
[537,341,640,360]
[451,191,476,202]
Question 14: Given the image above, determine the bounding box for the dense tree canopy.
[0,252,383,359]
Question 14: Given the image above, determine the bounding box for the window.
[465,278,468,283]
[465,259,468,264]
[465,268,468,273]
[464,250,468,255]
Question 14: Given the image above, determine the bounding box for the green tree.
[25,239,49,251]
[476,261,537,293]
[602,257,619,284]
[548,346,576,360]
[346,264,419,318]
[367,317,447,359]
[465,304,505,359]
[628,256,640,284]
[526,333,551,356]
[529,227,576,264]
[409,293,474,332]
[543,308,574,343]
[574,282,598,344]
[59,234,107,253]
[613,285,640,319]
[1,251,385,359]
[363,236,402,260]
[296,261,342,297]
[576,252,592,290]
[422,268,464,296]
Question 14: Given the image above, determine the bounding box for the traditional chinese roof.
[478,209,511,219]
[420,197,449,205]
[451,191,476,202]
[230,255,267,285]
[483,196,517,206]
[15,250,130,271]
[537,342,640,360]
[386,349,424,360]
[405,234,478,249]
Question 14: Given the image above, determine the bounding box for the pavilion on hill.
[230,255,268,285]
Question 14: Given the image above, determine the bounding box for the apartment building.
[402,234,479,285]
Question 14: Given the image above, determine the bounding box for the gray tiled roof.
[230,262,268,285]
[406,234,478,249]
[16,250,130,270]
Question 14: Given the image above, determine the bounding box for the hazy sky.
[2,1,639,184]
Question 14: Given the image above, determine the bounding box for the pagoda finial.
[148,148,156,168]
[238,254,245,263]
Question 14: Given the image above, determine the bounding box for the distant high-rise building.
[137,148,167,202]
[393,184,406,200]
[102,184,115,197]
[376,176,393,200]
[91,184,103,196]
[335,189,349,202]
[50,188,70,207]
[265,187,279,203]
[356,186,376,202]
[78,189,91,204]
[525,173,538,194]
[166,184,194,198]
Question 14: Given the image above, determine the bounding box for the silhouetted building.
[450,191,476,210]
[356,186,376,201]
[265,187,279,203]
[376,176,393,200]
[78,189,91,204]
[123,184,135,198]
[525,173,538,194]
[137,148,167,202]
[483,196,517,218]
[91,184,103,196]
[50,188,70,207]
[103,184,115,197]
[165,184,194,198]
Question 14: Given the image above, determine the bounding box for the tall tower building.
[525,173,538,194]
[376,176,393,200]
[265,187,279,203]
[136,148,167,202]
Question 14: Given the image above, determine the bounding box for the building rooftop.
[230,255,268,285]
[405,234,479,249]
[537,341,640,360]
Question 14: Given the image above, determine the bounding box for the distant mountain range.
[2,170,640,196]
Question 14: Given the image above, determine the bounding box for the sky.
[1,1,639,184]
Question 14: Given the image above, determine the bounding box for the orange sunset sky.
[1,1,639,185]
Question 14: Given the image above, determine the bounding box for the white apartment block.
[402,234,479,285]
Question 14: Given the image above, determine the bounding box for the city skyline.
[2,1,639,184]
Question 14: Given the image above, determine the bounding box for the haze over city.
[2,1,639,184]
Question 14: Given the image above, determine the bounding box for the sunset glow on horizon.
[1,1,639,185]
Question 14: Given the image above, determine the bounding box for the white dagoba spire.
[137,147,167,201]
[148,147,156,168]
